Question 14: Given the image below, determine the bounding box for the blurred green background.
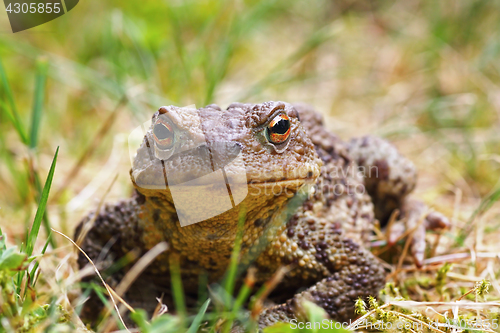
[1,0,500,248]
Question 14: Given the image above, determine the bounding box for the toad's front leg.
[255,228,386,328]
[348,136,450,266]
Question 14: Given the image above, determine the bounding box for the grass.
[0,148,62,332]
[1,0,500,332]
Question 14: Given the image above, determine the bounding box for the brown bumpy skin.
[75,101,448,328]
[348,136,449,266]
[253,104,386,326]
[348,135,417,224]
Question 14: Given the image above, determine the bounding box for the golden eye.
[153,119,175,149]
[266,113,291,144]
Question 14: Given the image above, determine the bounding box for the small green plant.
[0,148,69,332]
[436,262,452,297]
[0,237,70,332]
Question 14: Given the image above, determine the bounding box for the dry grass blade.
[50,228,131,333]
[75,174,118,246]
[52,96,127,202]
[396,216,423,272]
[385,212,426,281]
[446,272,483,282]
[153,296,168,318]
[390,300,500,308]
[387,311,448,333]
[115,242,168,297]
[424,251,500,265]
[100,241,169,333]
[353,308,449,333]
[373,212,420,258]
[250,266,289,320]
[349,301,499,333]
[385,208,400,242]
[347,303,392,330]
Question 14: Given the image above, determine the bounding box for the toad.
[75,101,448,327]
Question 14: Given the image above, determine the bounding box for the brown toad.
[75,101,448,327]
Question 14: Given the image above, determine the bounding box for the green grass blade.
[223,206,246,306]
[0,58,28,144]
[170,256,187,327]
[0,228,5,251]
[29,233,51,287]
[26,147,59,257]
[186,298,211,333]
[454,186,500,246]
[32,171,57,249]
[222,272,254,333]
[29,58,49,149]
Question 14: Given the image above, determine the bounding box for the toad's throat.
[141,183,310,272]
[134,164,316,228]
[139,178,311,235]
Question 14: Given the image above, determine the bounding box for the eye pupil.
[270,118,290,135]
[154,123,172,140]
[153,121,175,149]
[267,114,291,144]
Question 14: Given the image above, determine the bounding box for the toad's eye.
[153,120,175,149]
[266,113,291,144]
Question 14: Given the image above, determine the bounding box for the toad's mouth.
[132,176,317,191]
[247,177,317,186]
[247,170,318,184]
[132,159,320,190]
